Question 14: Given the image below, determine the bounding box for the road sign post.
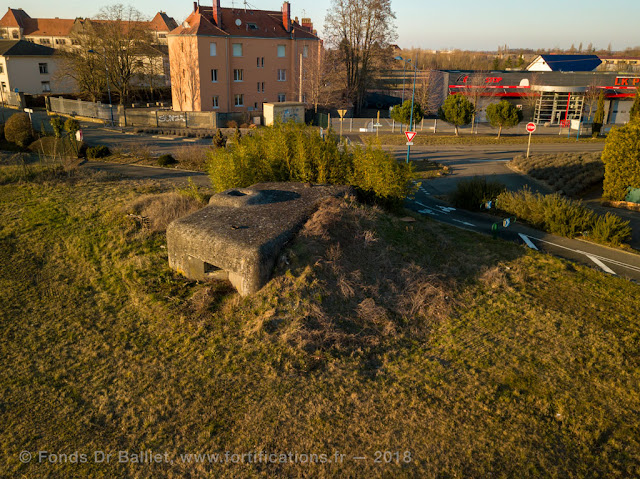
[525,122,536,158]
[337,109,347,140]
[405,131,417,146]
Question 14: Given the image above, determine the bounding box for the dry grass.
[1,172,639,477]
[124,192,205,232]
[173,144,211,171]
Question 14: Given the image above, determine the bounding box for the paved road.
[407,184,640,282]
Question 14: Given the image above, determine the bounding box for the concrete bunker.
[167,182,351,296]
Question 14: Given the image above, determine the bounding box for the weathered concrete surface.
[167,182,352,295]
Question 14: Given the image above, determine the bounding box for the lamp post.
[394,56,418,163]
[88,48,114,126]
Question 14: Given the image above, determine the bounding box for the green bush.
[28,137,88,158]
[485,100,522,138]
[213,129,226,148]
[497,188,631,245]
[64,118,80,136]
[207,121,414,206]
[87,145,110,159]
[158,154,177,167]
[450,177,506,210]
[4,112,33,148]
[50,116,65,138]
[437,93,474,136]
[602,121,640,201]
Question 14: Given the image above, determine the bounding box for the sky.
[7,0,640,51]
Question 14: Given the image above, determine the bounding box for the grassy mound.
[28,136,87,159]
[510,152,604,197]
[1,169,639,477]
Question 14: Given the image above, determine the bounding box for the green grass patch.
[1,170,639,476]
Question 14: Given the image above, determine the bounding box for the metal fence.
[49,97,118,123]
[1,91,23,108]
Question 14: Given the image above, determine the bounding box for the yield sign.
[405,131,417,142]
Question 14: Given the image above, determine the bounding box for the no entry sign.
[526,122,536,133]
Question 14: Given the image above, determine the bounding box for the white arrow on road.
[518,233,539,250]
[585,254,617,275]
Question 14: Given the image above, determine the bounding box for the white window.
[211,69,218,82]
[11,31,18,39]
[39,63,48,74]
[234,94,244,107]
[232,43,243,57]
[257,82,265,93]
[278,93,286,102]
[0,64,3,74]
[55,38,66,45]
[41,81,51,92]
[257,57,264,68]
[212,96,219,108]
[233,69,243,82]
[303,45,308,58]
[210,42,217,56]
[277,45,285,57]
[1,81,6,91]
[277,69,286,81]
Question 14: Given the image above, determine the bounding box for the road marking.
[585,254,617,275]
[452,219,476,227]
[437,205,456,213]
[183,138,198,142]
[518,233,539,250]
[419,208,435,215]
[152,135,176,140]
[532,236,640,274]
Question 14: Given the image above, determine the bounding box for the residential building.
[0,8,178,47]
[0,40,74,97]
[168,1,321,113]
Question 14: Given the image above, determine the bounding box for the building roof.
[0,7,31,28]
[0,8,178,37]
[170,6,319,40]
[0,39,55,56]
[150,12,178,32]
[529,54,602,72]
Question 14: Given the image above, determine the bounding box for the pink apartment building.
[168,1,320,113]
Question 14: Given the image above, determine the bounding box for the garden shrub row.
[497,188,632,246]
[449,177,506,210]
[602,121,640,201]
[510,152,604,197]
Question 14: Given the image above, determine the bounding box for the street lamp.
[394,56,418,163]
[88,49,115,126]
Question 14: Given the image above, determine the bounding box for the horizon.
[4,0,640,51]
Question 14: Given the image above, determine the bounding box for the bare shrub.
[174,145,210,171]
[124,192,204,232]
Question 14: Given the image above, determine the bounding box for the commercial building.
[0,39,74,98]
[444,70,638,125]
[167,1,321,113]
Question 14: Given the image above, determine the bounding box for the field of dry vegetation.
[1,162,639,477]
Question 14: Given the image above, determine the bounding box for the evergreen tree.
[390,100,424,128]
[486,100,523,138]
[438,94,475,136]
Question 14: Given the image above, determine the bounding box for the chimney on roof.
[282,2,291,33]
[213,0,221,26]
[193,2,198,12]
[301,17,313,32]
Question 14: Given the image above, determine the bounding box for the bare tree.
[459,73,491,133]
[57,33,106,101]
[324,0,397,115]
[94,4,152,105]
[583,80,603,122]
[169,36,200,111]
[301,45,340,112]
[520,73,540,121]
